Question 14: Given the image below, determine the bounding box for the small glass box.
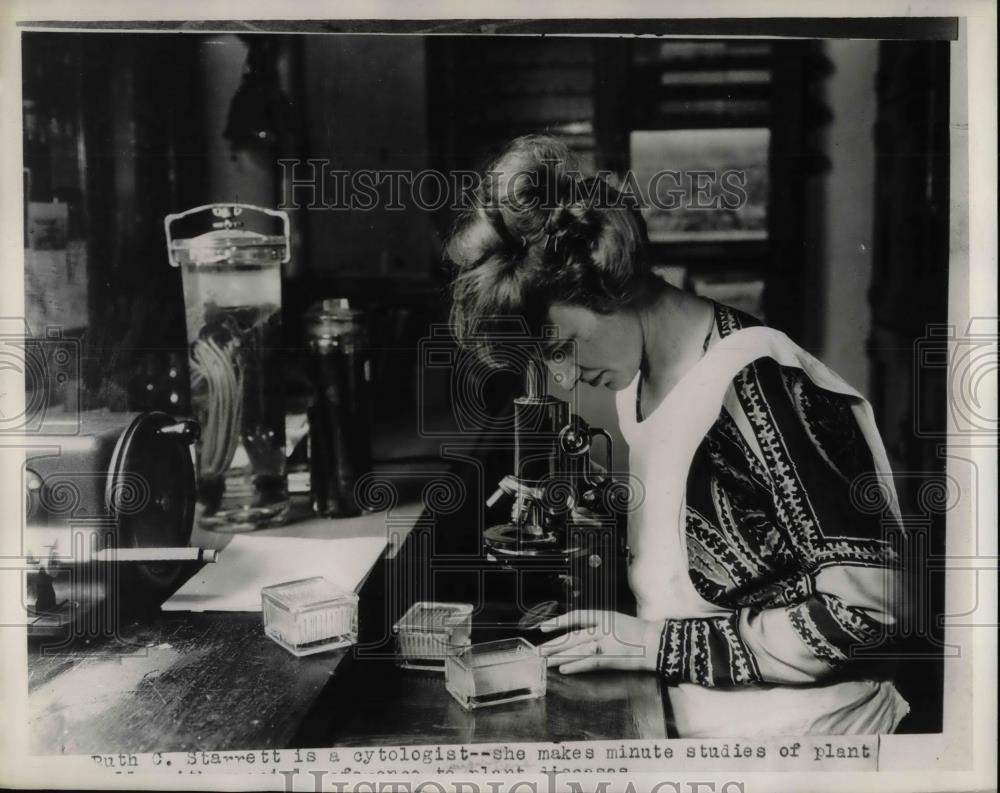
[261,577,358,656]
[393,601,473,670]
[445,637,546,710]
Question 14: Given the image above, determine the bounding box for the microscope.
[483,357,628,627]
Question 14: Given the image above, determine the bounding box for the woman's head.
[446,135,656,390]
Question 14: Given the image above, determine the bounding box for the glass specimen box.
[444,637,546,710]
[261,576,358,656]
[393,601,473,670]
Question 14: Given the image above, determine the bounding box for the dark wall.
[23,32,208,411]
[868,40,951,734]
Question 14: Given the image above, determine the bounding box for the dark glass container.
[305,298,372,517]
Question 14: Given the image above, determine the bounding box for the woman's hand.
[537,610,662,674]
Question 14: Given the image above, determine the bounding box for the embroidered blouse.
[649,304,902,688]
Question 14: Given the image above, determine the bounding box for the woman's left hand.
[537,610,662,674]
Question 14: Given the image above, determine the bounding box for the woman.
[446,135,910,737]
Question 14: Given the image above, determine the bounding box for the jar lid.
[261,576,358,612]
[165,204,290,267]
[393,602,473,634]
[307,298,365,320]
[305,298,366,340]
[169,228,288,266]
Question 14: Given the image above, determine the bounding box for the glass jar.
[304,298,372,517]
[166,203,290,531]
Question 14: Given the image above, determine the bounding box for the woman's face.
[543,303,643,391]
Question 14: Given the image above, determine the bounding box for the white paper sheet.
[161,534,387,612]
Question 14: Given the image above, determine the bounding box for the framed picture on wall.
[630,127,770,243]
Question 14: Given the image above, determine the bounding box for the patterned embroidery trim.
[656,621,670,673]
[687,503,755,589]
[708,479,766,579]
[658,620,685,682]
[788,602,847,667]
[716,303,744,338]
[691,621,712,684]
[686,541,739,600]
[713,408,771,490]
[736,359,896,567]
[812,542,899,570]
[686,406,797,610]
[783,572,815,604]
[663,303,896,685]
[658,615,764,687]
[786,372,841,482]
[720,615,763,684]
[716,302,764,337]
[735,361,828,559]
[782,369,858,486]
[816,592,884,644]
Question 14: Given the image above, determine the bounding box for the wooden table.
[27,494,417,755]
[28,612,349,754]
[304,655,668,747]
[27,496,670,755]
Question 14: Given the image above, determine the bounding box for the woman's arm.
[655,358,904,687]
[655,564,902,686]
[542,358,904,685]
[536,563,901,683]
